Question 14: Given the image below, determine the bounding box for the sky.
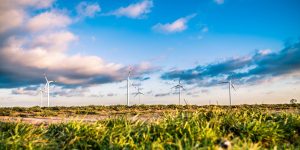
[0,0,300,107]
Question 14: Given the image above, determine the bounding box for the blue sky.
[67,0,300,67]
[0,0,299,106]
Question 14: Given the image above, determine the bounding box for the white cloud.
[152,14,196,34]
[214,0,224,5]
[0,0,54,33]
[1,35,157,86]
[11,86,91,97]
[0,9,24,33]
[257,49,272,56]
[0,0,54,10]
[110,0,153,18]
[0,36,124,84]
[52,86,89,97]
[12,88,37,96]
[0,0,158,88]
[31,31,78,52]
[17,0,55,9]
[27,10,72,32]
[76,2,101,18]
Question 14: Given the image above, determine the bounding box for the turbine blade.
[231,84,236,91]
[183,99,188,105]
[44,74,48,82]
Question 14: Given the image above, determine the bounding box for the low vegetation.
[0,104,299,117]
[0,104,299,149]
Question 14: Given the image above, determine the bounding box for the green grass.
[0,104,299,117]
[0,105,299,149]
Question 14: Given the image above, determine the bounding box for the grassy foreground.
[0,105,299,149]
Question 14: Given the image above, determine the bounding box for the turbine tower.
[172,79,185,105]
[134,86,144,105]
[127,69,131,106]
[220,80,236,106]
[44,73,55,107]
[38,87,45,107]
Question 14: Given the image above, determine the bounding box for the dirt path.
[0,114,162,125]
[0,116,97,124]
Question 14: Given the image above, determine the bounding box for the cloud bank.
[161,41,300,86]
[0,0,157,89]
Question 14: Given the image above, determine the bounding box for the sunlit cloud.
[0,0,158,89]
[109,0,153,19]
[152,14,196,33]
[27,10,72,32]
[0,0,54,33]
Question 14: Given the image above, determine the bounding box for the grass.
[0,104,299,117]
[0,104,299,149]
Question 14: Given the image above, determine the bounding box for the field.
[0,104,299,149]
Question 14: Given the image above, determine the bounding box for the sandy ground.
[0,116,100,124]
[0,114,162,125]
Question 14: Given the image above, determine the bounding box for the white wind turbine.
[38,86,45,107]
[44,73,55,107]
[134,85,144,105]
[220,80,236,106]
[172,79,185,105]
[126,68,132,106]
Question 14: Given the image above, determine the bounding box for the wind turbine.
[134,86,144,105]
[183,98,188,105]
[172,79,185,105]
[44,73,55,107]
[220,80,236,106]
[38,87,45,107]
[127,68,132,106]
